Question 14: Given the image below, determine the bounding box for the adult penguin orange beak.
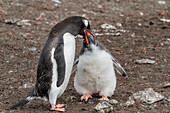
[84,29,97,45]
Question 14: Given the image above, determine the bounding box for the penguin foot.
[81,94,92,102]
[50,104,65,112]
[55,104,66,108]
[99,96,109,101]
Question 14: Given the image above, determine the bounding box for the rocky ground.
[0,0,170,113]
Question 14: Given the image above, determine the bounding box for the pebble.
[141,74,148,79]
[161,99,169,104]
[20,61,29,66]
[17,20,31,26]
[162,82,170,88]
[101,23,116,30]
[134,59,155,64]
[124,88,165,106]
[157,1,166,5]
[5,18,20,24]
[160,18,170,23]
[29,47,37,52]
[94,100,113,113]
[19,83,33,89]
[81,108,88,111]
[109,99,118,104]
[164,40,170,45]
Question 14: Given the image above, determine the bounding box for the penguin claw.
[50,104,65,112]
[50,107,65,112]
[99,96,109,101]
[81,94,92,101]
[55,104,66,108]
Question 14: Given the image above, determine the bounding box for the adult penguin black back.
[10,16,91,112]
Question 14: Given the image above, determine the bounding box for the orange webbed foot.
[50,104,65,112]
[81,94,92,102]
[99,96,109,101]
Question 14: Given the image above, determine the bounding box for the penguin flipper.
[71,59,79,75]
[111,56,126,77]
[53,44,66,87]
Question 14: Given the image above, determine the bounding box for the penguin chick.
[10,16,92,112]
[73,32,126,102]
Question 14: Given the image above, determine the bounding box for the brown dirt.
[0,0,170,113]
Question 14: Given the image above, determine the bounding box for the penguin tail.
[111,57,127,77]
[10,86,36,109]
[10,96,34,109]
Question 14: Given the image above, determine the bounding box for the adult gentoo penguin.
[73,31,126,102]
[10,16,94,112]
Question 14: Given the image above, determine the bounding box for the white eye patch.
[82,19,88,27]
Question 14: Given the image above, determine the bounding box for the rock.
[149,21,154,25]
[123,96,135,107]
[96,32,121,36]
[157,1,166,5]
[94,100,113,113]
[109,99,118,104]
[133,88,164,104]
[101,23,116,30]
[124,88,164,106]
[160,18,170,23]
[164,40,170,45]
[17,20,31,26]
[141,74,148,79]
[53,0,61,6]
[20,61,29,66]
[19,83,33,89]
[116,23,122,27]
[29,47,37,52]
[81,108,88,111]
[162,82,170,88]
[161,99,169,104]
[5,18,20,24]
[134,59,155,64]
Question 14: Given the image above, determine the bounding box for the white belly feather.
[49,33,75,105]
[74,44,116,97]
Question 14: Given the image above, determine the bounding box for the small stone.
[157,1,166,5]
[87,99,94,104]
[149,21,154,25]
[162,82,170,88]
[101,23,116,30]
[17,20,31,26]
[20,61,29,66]
[134,59,155,64]
[116,23,122,27]
[109,99,118,104]
[19,83,33,89]
[133,88,164,104]
[160,18,170,23]
[123,96,135,107]
[124,88,164,106]
[161,99,169,104]
[81,108,88,111]
[29,47,37,52]
[164,40,170,45]
[5,18,20,24]
[94,100,113,113]
[141,74,148,79]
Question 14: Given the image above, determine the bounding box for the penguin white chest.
[60,33,76,92]
[49,33,75,104]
